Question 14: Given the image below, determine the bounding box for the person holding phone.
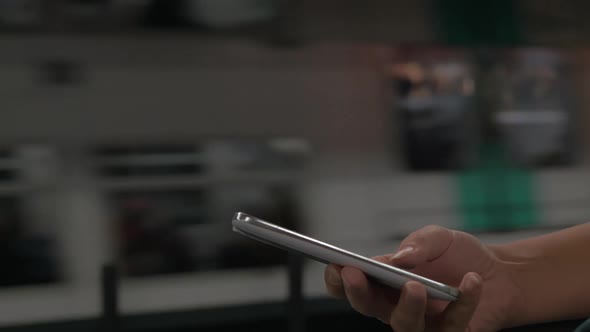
[324,223,590,332]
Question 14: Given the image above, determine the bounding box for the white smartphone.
[232,212,459,301]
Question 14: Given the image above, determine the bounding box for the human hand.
[324,226,522,331]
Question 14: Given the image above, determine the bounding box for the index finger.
[324,264,346,298]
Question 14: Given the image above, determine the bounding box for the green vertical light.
[436,0,538,231]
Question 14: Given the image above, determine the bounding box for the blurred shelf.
[0,297,354,332]
[119,266,289,315]
[118,297,360,331]
[0,285,100,328]
[217,170,302,184]
[0,266,289,327]
[95,155,205,166]
[98,172,301,190]
[99,177,212,190]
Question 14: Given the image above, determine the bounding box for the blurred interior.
[0,0,589,331]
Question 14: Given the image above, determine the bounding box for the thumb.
[389,225,455,268]
[439,272,483,332]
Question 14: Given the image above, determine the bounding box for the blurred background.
[0,0,589,331]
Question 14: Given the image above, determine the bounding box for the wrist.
[487,243,535,328]
[483,225,590,326]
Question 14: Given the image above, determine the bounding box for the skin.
[324,223,590,332]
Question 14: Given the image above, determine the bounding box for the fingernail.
[327,267,342,286]
[390,246,415,260]
[403,281,425,304]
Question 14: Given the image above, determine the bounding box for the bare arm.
[493,222,590,326]
[325,223,590,331]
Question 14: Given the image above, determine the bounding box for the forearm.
[491,223,590,326]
